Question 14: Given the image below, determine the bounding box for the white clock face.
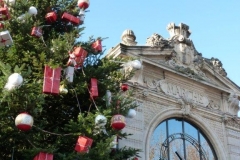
[150,118,217,160]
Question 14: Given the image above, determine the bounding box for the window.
[149,118,217,160]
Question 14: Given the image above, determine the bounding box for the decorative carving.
[166,22,191,39]
[143,77,209,107]
[207,57,227,77]
[208,100,220,110]
[178,93,194,116]
[121,29,137,46]
[146,33,170,48]
[225,117,240,129]
[162,23,214,82]
[227,92,239,115]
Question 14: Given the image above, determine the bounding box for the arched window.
[149,118,217,160]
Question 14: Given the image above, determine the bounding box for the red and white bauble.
[15,112,33,131]
[111,114,126,130]
[77,0,89,10]
[121,83,128,91]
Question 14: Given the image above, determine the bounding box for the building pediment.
[107,23,240,97]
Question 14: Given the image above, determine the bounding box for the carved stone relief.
[225,117,240,129]
[177,94,194,116]
[145,23,228,84]
[227,92,240,115]
[204,57,227,77]
[145,33,171,48]
[143,77,209,107]
[207,99,220,110]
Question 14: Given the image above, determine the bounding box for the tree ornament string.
[72,87,81,113]
[87,86,99,111]
[33,125,74,136]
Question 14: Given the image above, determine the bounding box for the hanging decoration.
[111,114,126,130]
[111,135,118,149]
[59,84,68,94]
[67,47,88,68]
[121,83,128,91]
[72,46,87,57]
[91,39,102,53]
[17,6,37,22]
[129,60,142,69]
[90,78,98,99]
[77,0,90,10]
[0,6,10,20]
[31,26,42,38]
[0,30,13,46]
[15,112,34,131]
[28,6,37,15]
[127,108,136,118]
[105,90,112,106]
[61,12,80,25]
[75,136,93,153]
[33,152,53,160]
[94,114,107,134]
[64,66,74,82]
[45,11,57,23]
[42,66,61,95]
[4,73,23,91]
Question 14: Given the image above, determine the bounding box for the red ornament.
[61,12,80,25]
[0,22,4,29]
[111,114,126,130]
[31,27,42,38]
[121,83,128,91]
[15,112,33,131]
[45,11,57,23]
[33,152,53,160]
[72,47,87,57]
[78,0,89,10]
[90,78,98,98]
[75,136,93,153]
[0,7,10,20]
[91,39,102,53]
[42,66,61,95]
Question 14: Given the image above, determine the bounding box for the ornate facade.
[106,23,240,160]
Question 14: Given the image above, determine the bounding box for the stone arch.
[144,108,227,160]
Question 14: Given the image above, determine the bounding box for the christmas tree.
[0,0,140,159]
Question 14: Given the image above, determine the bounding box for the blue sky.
[81,0,240,88]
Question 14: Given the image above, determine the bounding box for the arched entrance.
[160,133,208,160]
[149,118,217,160]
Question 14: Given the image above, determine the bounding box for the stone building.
[106,23,240,160]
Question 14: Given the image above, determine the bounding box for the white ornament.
[95,115,107,127]
[130,60,142,69]
[105,90,112,106]
[4,73,23,90]
[17,14,26,21]
[127,109,136,118]
[8,73,23,86]
[28,6,38,15]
